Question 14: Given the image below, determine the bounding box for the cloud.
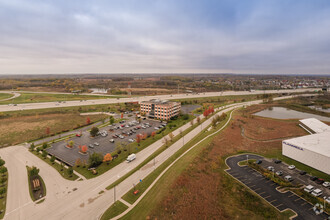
[0,0,330,74]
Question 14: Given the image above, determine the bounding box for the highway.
[0,94,305,220]
[0,88,319,112]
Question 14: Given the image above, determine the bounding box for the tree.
[169,132,174,142]
[88,152,103,167]
[42,142,48,149]
[190,120,194,126]
[90,127,99,137]
[212,118,217,128]
[45,127,50,135]
[86,117,91,124]
[29,143,35,151]
[196,116,201,124]
[121,113,124,119]
[136,134,141,146]
[163,137,169,147]
[0,159,5,167]
[42,150,48,158]
[80,145,88,154]
[29,166,40,177]
[151,131,156,139]
[68,140,74,148]
[109,116,115,124]
[103,153,113,164]
[67,167,73,177]
[50,155,56,164]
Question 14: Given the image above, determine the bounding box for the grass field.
[0,93,13,100]
[101,201,128,220]
[74,114,195,179]
[0,166,8,219]
[0,92,117,104]
[0,113,107,147]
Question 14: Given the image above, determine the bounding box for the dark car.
[274,159,282,164]
[310,176,318,181]
[256,160,262,164]
[316,178,325,185]
[299,170,307,175]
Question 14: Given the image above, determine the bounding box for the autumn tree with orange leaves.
[103,153,113,164]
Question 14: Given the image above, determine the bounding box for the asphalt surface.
[259,159,330,198]
[225,154,330,220]
[0,88,319,112]
[47,118,163,166]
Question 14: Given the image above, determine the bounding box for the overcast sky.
[1,0,330,75]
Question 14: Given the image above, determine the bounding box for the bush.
[88,152,103,167]
[90,127,99,137]
[29,166,40,177]
[0,159,5,167]
[42,143,48,149]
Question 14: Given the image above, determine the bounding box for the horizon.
[1,0,330,75]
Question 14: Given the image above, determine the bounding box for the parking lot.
[47,118,164,166]
[259,158,330,200]
[226,154,330,220]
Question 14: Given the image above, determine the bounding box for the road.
[0,91,21,102]
[0,94,317,220]
[225,154,329,220]
[0,88,319,112]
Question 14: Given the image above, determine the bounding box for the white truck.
[126,154,136,162]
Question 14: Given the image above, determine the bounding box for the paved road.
[0,94,317,220]
[0,91,21,101]
[0,88,319,112]
[225,154,329,220]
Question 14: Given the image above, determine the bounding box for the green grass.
[0,169,8,219]
[36,198,45,204]
[74,115,195,179]
[120,112,231,205]
[100,201,128,220]
[26,166,47,202]
[0,93,13,100]
[0,92,120,104]
[31,151,78,181]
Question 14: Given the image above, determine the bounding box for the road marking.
[259,191,266,195]
[275,204,283,208]
[249,184,256,187]
[270,183,276,186]
[264,195,271,199]
[309,207,313,211]
[288,194,295,198]
[270,199,277,203]
[254,188,261,191]
[294,198,301,202]
[301,202,307,206]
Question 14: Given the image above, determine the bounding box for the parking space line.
[270,199,277,203]
[301,202,307,206]
[294,198,301,202]
[275,204,283,208]
[264,195,271,199]
[249,184,256,188]
[288,194,295,198]
[259,191,266,195]
[308,207,313,211]
[270,183,276,186]
[254,188,261,191]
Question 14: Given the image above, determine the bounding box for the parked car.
[88,144,94,148]
[274,159,282,164]
[311,188,323,197]
[276,171,283,176]
[255,160,262,164]
[267,166,275,172]
[304,185,314,193]
[284,175,293,182]
[322,181,330,188]
[299,170,307,175]
[310,176,318,181]
[288,165,295,170]
[119,135,124,139]
[109,139,115,143]
[154,127,159,130]
[94,142,99,146]
[128,139,134,143]
[316,178,325,185]
[76,133,82,137]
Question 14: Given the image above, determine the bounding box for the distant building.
[140,99,181,121]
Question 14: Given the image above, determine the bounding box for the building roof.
[299,118,330,134]
[284,132,330,157]
[141,99,176,104]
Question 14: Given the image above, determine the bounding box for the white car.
[322,181,330,188]
[275,171,283,176]
[288,165,295,170]
[304,185,314,193]
[284,175,293,182]
[119,135,124,139]
[94,142,99,146]
[154,127,159,130]
[267,166,275,172]
[326,197,330,204]
[128,139,134,143]
[109,139,114,143]
[311,188,323,197]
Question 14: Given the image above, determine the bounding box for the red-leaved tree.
[136,134,141,146]
[46,127,50,135]
[86,117,91,124]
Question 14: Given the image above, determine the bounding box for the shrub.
[29,166,40,177]
[88,152,103,167]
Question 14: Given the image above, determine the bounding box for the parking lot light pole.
[246,155,248,165]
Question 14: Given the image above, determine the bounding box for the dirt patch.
[149,105,306,219]
[30,175,45,201]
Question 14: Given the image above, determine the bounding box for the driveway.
[225,154,329,220]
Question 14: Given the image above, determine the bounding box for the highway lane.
[0,88,319,112]
[0,94,316,220]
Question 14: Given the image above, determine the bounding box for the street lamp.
[246,155,248,164]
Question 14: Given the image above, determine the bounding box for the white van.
[304,185,314,193]
[284,175,293,182]
[126,154,136,162]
